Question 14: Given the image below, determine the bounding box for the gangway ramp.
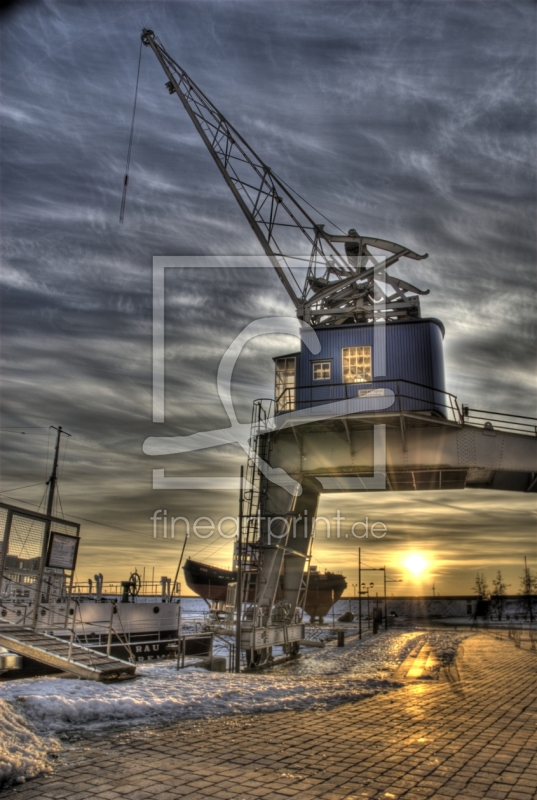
[0,623,136,682]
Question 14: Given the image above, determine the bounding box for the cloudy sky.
[1,0,535,596]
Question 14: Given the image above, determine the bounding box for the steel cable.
[119,38,143,224]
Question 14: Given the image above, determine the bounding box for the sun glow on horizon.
[402,552,429,577]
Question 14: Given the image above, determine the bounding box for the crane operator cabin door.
[275,357,296,413]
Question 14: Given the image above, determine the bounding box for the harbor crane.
[138,30,537,669]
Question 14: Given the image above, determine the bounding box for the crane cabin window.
[275,357,296,412]
[313,361,331,381]
[342,346,372,383]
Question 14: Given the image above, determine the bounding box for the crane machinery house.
[136,30,449,422]
[274,317,446,416]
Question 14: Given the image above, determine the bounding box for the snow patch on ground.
[3,668,396,734]
[0,698,60,788]
[0,627,471,788]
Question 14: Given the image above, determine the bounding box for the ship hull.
[183,558,346,620]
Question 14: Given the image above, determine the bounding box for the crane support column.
[255,474,320,625]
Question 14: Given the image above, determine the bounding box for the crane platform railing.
[269,381,536,434]
[462,407,537,436]
[274,377,462,422]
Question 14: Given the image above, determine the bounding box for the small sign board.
[46,531,80,570]
[358,388,386,398]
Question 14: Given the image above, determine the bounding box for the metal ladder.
[238,400,274,618]
[241,399,312,627]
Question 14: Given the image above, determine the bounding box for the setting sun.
[403,553,428,576]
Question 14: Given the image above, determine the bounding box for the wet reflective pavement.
[6,632,537,800]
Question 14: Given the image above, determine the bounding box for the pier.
[5,631,536,800]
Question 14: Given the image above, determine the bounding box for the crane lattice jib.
[141,29,430,326]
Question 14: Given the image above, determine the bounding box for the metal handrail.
[464,408,537,436]
[275,377,462,422]
[70,580,181,597]
[273,379,536,436]
[467,408,537,420]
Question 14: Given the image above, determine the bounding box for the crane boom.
[141,29,429,325]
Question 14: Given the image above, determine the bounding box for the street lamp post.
[384,566,387,630]
[358,559,403,630]
[358,547,362,640]
[349,583,358,611]
[332,589,335,628]
[361,582,374,629]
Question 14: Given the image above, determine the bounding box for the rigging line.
[0,495,150,539]
[270,170,346,234]
[0,432,50,436]
[10,415,55,420]
[45,426,51,480]
[119,37,143,224]
[266,230,304,294]
[190,538,234,566]
[58,434,70,484]
[0,428,47,436]
[187,539,222,558]
[17,501,48,556]
[286,264,307,295]
[36,485,49,515]
[56,485,65,521]
[265,223,316,230]
[0,482,47,494]
[189,533,236,559]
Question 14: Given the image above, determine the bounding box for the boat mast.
[32,425,70,628]
[170,531,189,600]
[46,426,69,518]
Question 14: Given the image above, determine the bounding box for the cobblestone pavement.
[5,632,537,800]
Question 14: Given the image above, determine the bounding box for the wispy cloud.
[1,1,535,590]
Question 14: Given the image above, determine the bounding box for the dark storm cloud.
[1,1,535,586]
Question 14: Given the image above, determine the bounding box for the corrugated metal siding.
[295,319,446,415]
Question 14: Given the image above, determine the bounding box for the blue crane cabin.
[274,318,447,417]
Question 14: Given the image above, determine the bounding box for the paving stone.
[3,633,537,800]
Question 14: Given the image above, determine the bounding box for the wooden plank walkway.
[0,622,136,681]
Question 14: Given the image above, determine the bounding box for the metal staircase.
[238,399,273,618]
[0,622,136,682]
[240,401,312,630]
